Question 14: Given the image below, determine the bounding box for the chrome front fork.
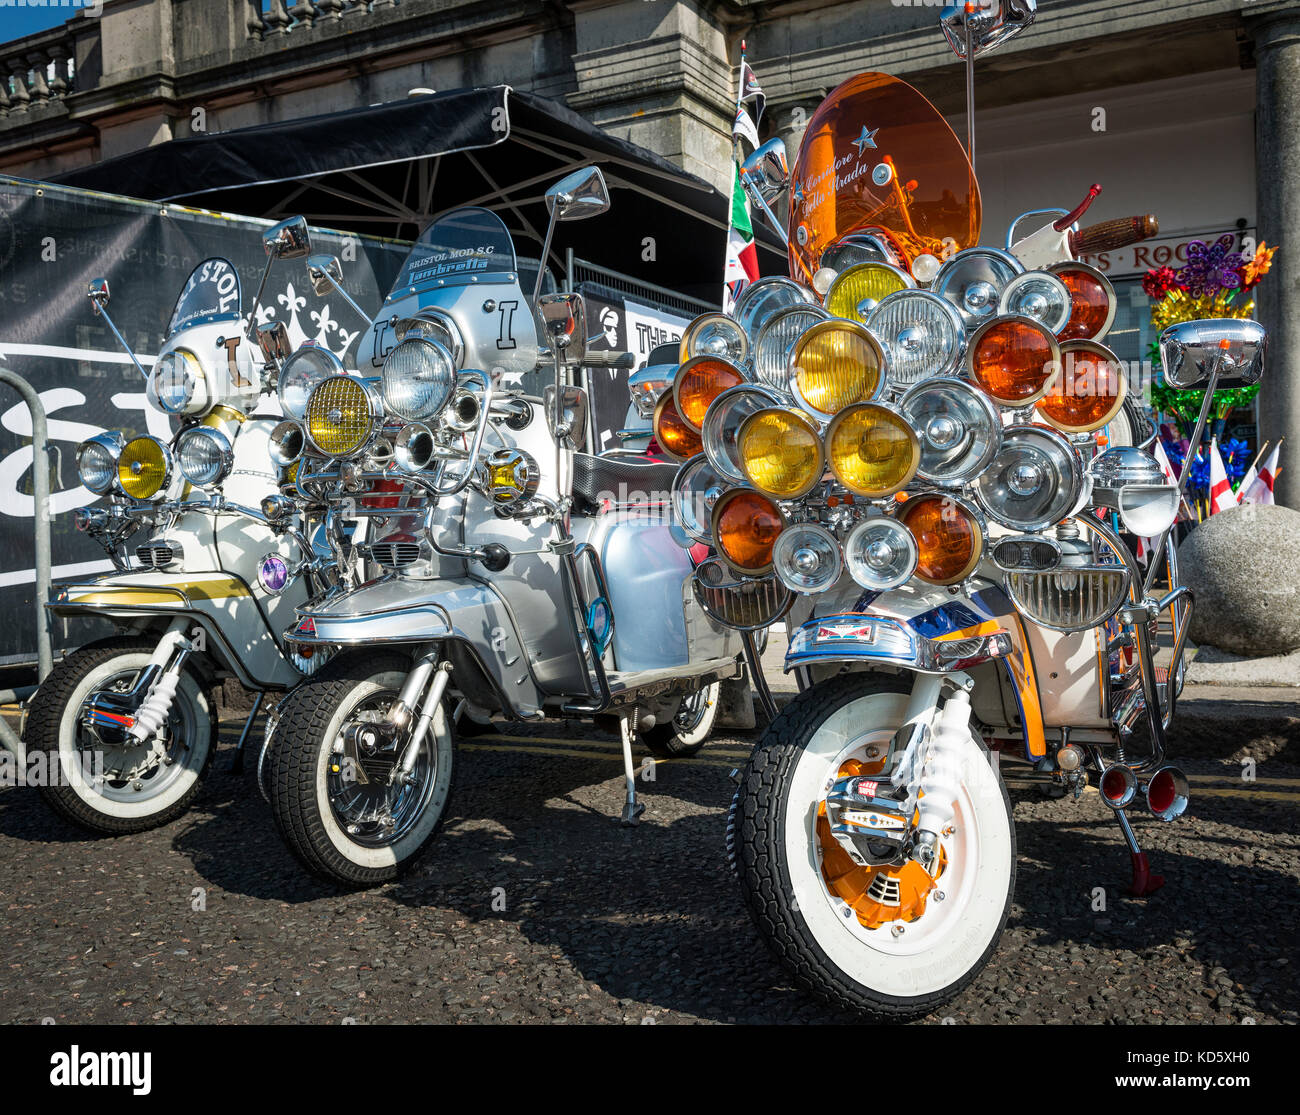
[367,650,452,786]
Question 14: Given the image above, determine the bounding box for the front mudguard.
[286,576,544,720]
[784,576,1050,760]
[47,570,304,690]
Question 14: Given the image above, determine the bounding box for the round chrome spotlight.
[932,247,1025,331]
[844,517,918,591]
[772,523,843,594]
[672,454,729,544]
[899,378,1001,487]
[975,424,1084,532]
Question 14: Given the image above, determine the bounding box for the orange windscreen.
[788,73,980,283]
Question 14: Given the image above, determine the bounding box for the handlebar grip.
[581,350,636,370]
[1069,215,1158,256]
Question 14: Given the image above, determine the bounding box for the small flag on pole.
[739,58,766,122]
[723,163,759,312]
[1242,441,1281,506]
[1208,437,1237,515]
[732,105,760,150]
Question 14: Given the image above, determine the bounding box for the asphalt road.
[1,680,1296,1025]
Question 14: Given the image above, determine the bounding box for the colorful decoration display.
[1144,236,1276,513]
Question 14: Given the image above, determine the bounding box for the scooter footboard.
[287,577,543,719]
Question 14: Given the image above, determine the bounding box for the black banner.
[0,178,408,665]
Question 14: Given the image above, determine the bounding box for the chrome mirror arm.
[307,256,370,323]
[739,173,789,247]
[87,282,149,380]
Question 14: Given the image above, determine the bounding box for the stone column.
[1253,14,1300,510]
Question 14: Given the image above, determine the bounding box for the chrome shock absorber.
[909,679,975,872]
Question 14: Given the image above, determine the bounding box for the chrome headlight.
[629,366,674,418]
[975,424,1084,532]
[382,338,457,421]
[303,375,382,458]
[932,247,1024,331]
[395,313,463,366]
[176,426,233,487]
[672,454,728,544]
[279,346,344,420]
[680,312,749,365]
[268,420,305,467]
[751,304,829,391]
[899,378,1001,487]
[733,276,815,341]
[844,517,918,591]
[999,270,1071,333]
[772,523,842,594]
[692,557,793,631]
[150,349,208,415]
[866,289,966,388]
[77,432,125,495]
[700,384,783,482]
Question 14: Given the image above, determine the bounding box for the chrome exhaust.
[1144,764,1189,821]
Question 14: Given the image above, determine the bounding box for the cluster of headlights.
[661,245,1160,634]
[77,423,236,501]
[270,316,463,472]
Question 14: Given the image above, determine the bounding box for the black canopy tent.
[54,85,785,304]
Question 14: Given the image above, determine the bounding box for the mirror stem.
[316,269,369,323]
[532,216,559,308]
[1142,355,1222,593]
[244,254,277,344]
[95,304,149,380]
[964,21,977,172]
[741,174,790,249]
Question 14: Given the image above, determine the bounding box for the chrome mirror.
[87,277,110,314]
[544,384,589,452]
[537,292,587,365]
[257,321,292,366]
[544,167,610,222]
[1159,318,1266,387]
[306,254,343,298]
[941,0,1037,59]
[263,215,312,260]
[740,138,790,202]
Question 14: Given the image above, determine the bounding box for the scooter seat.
[572,452,678,515]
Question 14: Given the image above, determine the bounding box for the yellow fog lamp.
[823,261,912,324]
[304,374,381,458]
[825,403,920,498]
[789,319,885,419]
[736,407,824,499]
[485,448,540,511]
[117,436,172,500]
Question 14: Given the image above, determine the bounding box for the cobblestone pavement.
[1,684,1296,1025]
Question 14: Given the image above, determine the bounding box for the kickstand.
[1114,807,1164,897]
[618,711,645,826]
[228,691,264,776]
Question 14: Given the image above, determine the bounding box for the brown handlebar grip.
[1069,215,1159,255]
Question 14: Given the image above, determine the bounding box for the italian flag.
[723,162,759,311]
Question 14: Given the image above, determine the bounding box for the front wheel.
[734,673,1015,1019]
[267,651,454,887]
[25,637,215,835]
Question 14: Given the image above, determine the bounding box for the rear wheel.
[26,638,214,835]
[641,680,721,758]
[734,673,1015,1019]
[268,650,454,887]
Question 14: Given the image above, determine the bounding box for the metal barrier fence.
[567,253,716,318]
[0,372,53,762]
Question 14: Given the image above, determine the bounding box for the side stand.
[618,711,645,826]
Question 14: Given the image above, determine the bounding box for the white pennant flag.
[1242,442,1280,506]
[1208,437,1237,515]
[732,105,760,151]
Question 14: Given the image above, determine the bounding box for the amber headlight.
[117,436,172,500]
[825,403,919,498]
[653,392,703,462]
[711,488,785,575]
[824,262,911,324]
[737,407,824,499]
[304,374,380,458]
[673,355,746,431]
[1035,339,1127,434]
[966,315,1061,406]
[1049,261,1117,343]
[789,319,884,419]
[77,432,125,495]
[899,493,984,586]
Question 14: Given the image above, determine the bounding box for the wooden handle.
[1069,215,1159,256]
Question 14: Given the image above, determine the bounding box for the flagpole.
[721,41,746,311]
